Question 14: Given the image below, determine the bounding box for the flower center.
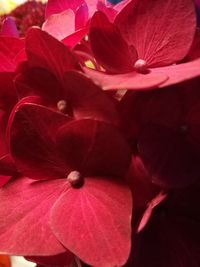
[67,170,83,188]
[179,124,189,134]
[57,100,67,113]
[134,59,147,73]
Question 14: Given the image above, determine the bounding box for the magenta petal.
[45,0,84,18]
[153,58,200,88]
[84,67,168,90]
[0,36,25,72]
[10,103,72,180]
[1,16,19,38]
[90,11,135,73]
[50,178,132,266]
[42,10,75,41]
[25,28,79,80]
[56,119,131,178]
[75,3,88,29]
[0,176,67,255]
[115,0,196,67]
[63,71,119,125]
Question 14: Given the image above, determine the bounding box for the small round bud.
[67,171,83,188]
[134,59,147,73]
[57,100,67,113]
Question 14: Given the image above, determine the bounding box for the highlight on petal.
[25,28,79,80]
[0,176,67,255]
[45,0,84,18]
[115,0,196,67]
[154,58,200,88]
[50,178,132,267]
[84,67,168,90]
[90,11,135,73]
[42,10,75,41]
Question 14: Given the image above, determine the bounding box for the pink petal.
[115,0,196,67]
[0,16,19,38]
[10,103,72,180]
[84,67,168,90]
[42,10,75,41]
[154,58,200,88]
[50,178,132,266]
[90,11,135,73]
[137,191,167,233]
[45,0,84,18]
[0,176,67,255]
[0,36,25,72]
[25,28,79,80]
[63,71,119,125]
[0,154,17,176]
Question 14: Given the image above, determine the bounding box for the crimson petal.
[50,178,132,267]
[0,36,25,72]
[56,119,131,178]
[84,67,168,90]
[0,176,67,255]
[10,103,72,180]
[25,28,79,81]
[90,11,135,73]
[115,0,196,67]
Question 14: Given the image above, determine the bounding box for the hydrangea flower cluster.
[0,0,200,267]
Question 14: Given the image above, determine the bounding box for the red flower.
[0,103,132,267]
[85,0,200,90]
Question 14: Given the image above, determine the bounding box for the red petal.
[42,10,75,41]
[115,0,196,67]
[25,252,74,267]
[56,119,131,178]
[50,178,132,266]
[62,27,88,48]
[63,71,119,125]
[14,67,62,102]
[185,29,200,61]
[0,36,25,72]
[25,28,79,80]
[126,156,160,208]
[10,103,72,180]
[90,11,135,73]
[45,0,84,18]
[153,58,200,88]
[84,67,168,90]
[0,176,67,255]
